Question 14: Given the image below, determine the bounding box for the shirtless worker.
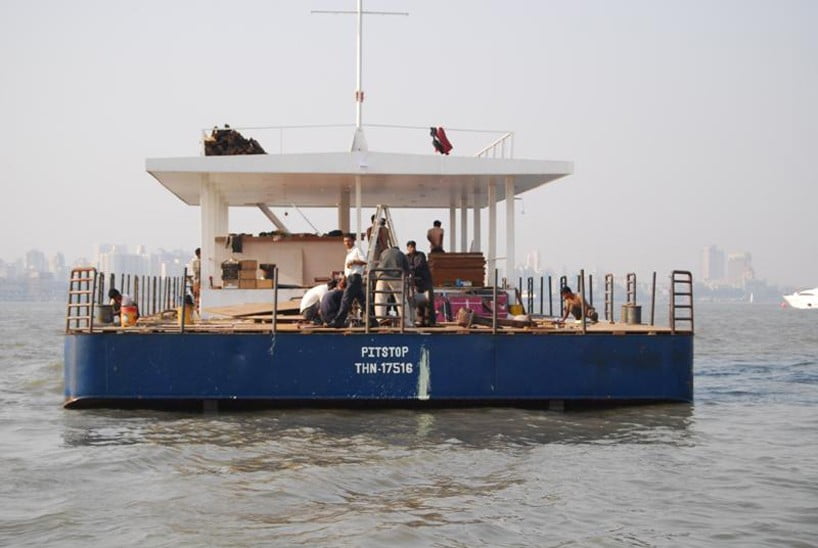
[559,286,599,323]
[427,220,444,253]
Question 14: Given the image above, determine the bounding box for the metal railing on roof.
[200,124,514,157]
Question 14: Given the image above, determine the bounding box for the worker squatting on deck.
[558,286,599,323]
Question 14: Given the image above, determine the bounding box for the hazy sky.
[1,0,815,287]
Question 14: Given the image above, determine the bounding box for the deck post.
[505,176,515,279]
[548,275,553,316]
[492,269,498,334]
[580,269,587,334]
[273,267,279,336]
[180,267,187,334]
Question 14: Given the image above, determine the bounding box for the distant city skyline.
[0,240,799,292]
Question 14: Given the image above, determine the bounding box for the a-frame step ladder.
[365,204,399,269]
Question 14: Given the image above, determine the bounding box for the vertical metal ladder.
[66,267,98,333]
[669,270,694,334]
[625,272,637,307]
[604,273,615,322]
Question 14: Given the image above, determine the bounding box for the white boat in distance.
[783,288,818,309]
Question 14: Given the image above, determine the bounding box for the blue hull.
[64,332,693,407]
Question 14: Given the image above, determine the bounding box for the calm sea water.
[0,301,816,547]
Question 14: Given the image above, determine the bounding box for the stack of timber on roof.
[204,126,266,156]
[428,252,486,287]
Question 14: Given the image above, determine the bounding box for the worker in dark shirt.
[406,240,435,326]
[320,275,347,326]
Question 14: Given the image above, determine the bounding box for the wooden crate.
[239,279,257,289]
[428,252,485,286]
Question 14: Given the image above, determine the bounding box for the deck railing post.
[399,272,405,334]
[526,277,534,314]
[579,269,587,334]
[669,272,676,334]
[98,271,105,305]
[273,267,279,336]
[134,276,139,314]
[548,275,553,316]
[492,269,498,334]
[180,267,187,334]
[90,269,97,333]
[559,275,567,317]
[365,272,371,334]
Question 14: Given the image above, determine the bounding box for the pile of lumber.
[204,125,266,156]
[428,252,485,287]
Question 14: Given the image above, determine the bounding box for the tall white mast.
[355,0,363,130]
[312,2,408,149]
[312,2,407,238]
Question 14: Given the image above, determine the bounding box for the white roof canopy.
[146,151,572,209]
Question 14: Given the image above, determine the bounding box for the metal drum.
[621,304,642,325]
[95,304,114,324]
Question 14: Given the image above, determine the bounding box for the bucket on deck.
[95,304,114,324]
[177,304,195,326]
[621,304,642,325]
[508,304,524,316]
[121,305,138,327]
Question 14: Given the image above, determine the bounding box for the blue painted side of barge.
[64,332,693,407]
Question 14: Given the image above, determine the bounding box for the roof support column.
[200,175,226,306]
[459,192,467,253]
[472,201,483,251]
[487,179,497,282]
[505,176,515,280]
[338,187,350,233]
[449,205,456,252]
[472,180,481,252]
[355,176,362,241]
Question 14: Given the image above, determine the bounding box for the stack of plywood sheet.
[428,253,485,287]
[239,260,258,289]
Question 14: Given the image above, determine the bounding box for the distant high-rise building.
[726,252,754,287]
[525,250,541,272]
[701,245,725,282]
[94,243,186,279]
[49,252,67,281]
[25,249,48,273]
